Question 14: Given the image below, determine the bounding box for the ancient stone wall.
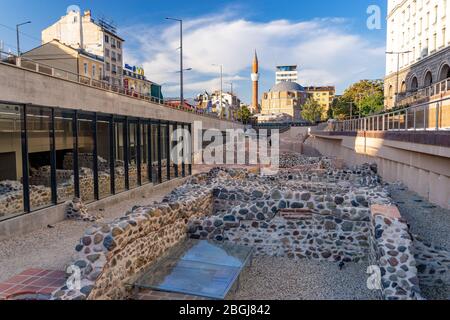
[369,205,422,300]
[51,160,426,301]
[52,183,214,300]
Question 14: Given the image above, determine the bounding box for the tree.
[236,105,252,124]
[332,79,385,119]
[301,97,325,123]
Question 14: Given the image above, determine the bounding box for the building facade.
[385,0,450,108]
[276,65,298,84]
[22,40,104,82]
[123,64,153,98]
[305,86,336,119]
[211,91,241,119]
[261,82,308,121]
[42,9,124,86]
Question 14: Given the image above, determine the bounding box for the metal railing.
[330,97,450,132]
[0,51,241,124]
[397,77,450,106]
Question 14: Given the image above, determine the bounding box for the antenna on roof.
[97,13,118,35]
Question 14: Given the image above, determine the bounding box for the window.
[0,104,23,220]
[434,5,438,24]
[443,28,447,48]
[99,67,103,80]
[118,53,122,62]
[92,65,96,78]
[106,62,110,72]
[111,51,116,60]
[117,41,121,49]
[112,65,117,74]
[105,49,110,58]
[104,35,109,43]
[84,63,88,76]
[433,33,437,51]
[77,115,95,203]
[111,38,116,47]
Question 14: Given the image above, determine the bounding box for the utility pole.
[166,18,183,108]
[16,21,31,56]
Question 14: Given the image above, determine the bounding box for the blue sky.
[0,0,388,103]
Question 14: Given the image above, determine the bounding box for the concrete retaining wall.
[306,133,450,209]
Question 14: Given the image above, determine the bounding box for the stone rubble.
[65,198,102,222]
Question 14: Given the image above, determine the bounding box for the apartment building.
[305,86,336,119]
[22,39,104,82]
[275,65,298,84]
[42,9,124,86]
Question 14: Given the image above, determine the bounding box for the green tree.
[236,105,252,124]
[332,79,385,119]
[301,97,325,123]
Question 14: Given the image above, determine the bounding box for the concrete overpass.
[0,61,245,131]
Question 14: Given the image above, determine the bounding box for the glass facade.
[0,102,191,222]
[27,106,53,211]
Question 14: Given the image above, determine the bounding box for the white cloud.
[121,12,385,103]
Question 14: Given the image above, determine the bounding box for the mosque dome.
[270,81,305,92]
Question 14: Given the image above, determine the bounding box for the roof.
[270,81,305,92]
[22,39,104,62]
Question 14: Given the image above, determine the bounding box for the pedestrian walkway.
[0,268,66,300]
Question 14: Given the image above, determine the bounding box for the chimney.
[84,10,91,17]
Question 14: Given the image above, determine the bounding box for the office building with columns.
[385,0,450,109]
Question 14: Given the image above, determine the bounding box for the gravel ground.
[0,187,172,283]
[389,185,450,300]
[389,185,450,250]
[231,256,379,300]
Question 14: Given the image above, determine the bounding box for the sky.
[0,0,388,104]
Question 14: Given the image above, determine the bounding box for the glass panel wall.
[128,121,138,189]
[140,123,150,184]
[177,124,185,177]
[0,102,191,218]
[54,110,75,203]
[114,120,126,193]
[0,104,23,220]
[151,123,160,183]
[169,124,178,179]
[160,123,168,182]
[78,115,95,203]
[97,118,112,199]
[27,106,53,211]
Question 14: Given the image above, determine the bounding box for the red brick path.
[0,269,67,300]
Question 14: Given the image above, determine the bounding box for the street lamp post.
[212,64,224,118]
[227,82,233,95]
[16,21,31,56]
[386,51,411,107]
[166,17,183,108]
